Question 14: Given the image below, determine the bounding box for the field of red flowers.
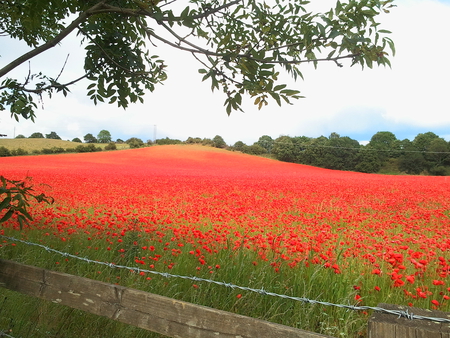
[2,144,450,314]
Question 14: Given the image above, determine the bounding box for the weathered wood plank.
[0,259,332,338]
[368,303,450,338]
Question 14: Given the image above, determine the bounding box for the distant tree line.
[229,131,450,176]
[6,130,449,175]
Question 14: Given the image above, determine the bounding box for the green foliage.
[256,135,274,154]
[413,132,440,152]
[72,137,82,143]
[231,141,266,155]
[185,137,203,144]
[155,137,182,145]
[272,136,297,162]
[83,133,97,143]
[244,144,267,156]
[266,131,450,175]
[10,148,29,156]
[104,142,117,150]
[75,144,102,153]
[0,0,395,120]
[212,135,227,148]
[0,146,11,157]
[41,148,54,154]
[322,136,360,171]
[367,131,399,164]
[232,141,246,152]
[126,137,144,148]
[398,152,427,175]
[97,130,112,143]
[15,134,26,139]
[0,176,53,229]
[45,131,61,139]
[29,132,44,138]
[201,138,214,147]
[41,147,65,154]
[355,150,382,173]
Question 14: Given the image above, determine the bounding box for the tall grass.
[0,222,423,338]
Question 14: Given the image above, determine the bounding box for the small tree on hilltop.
[97,130,112,143]
[126,137,144,148]
[84,133,97,143]
[45,131,61,139]
[213,135,227,148]
[29,132,44,138]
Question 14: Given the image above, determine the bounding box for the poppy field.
[1,145,450,337]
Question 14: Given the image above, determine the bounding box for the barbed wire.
[0,330,15,338]
[1,234,450,324]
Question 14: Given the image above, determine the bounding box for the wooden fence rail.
[0,259,331,338]
[2,258,450,338]
[369,303,450,338]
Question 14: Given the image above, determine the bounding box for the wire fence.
[0,331,15,338]
[2,234,450,324]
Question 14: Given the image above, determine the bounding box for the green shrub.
[51,147,65,154]
[104,142,117,151]
[126,137,144,148]
[10,148,29,156]
[429,166,448,176]
[41,148,54,154]
[0,146,11,157]
[75,145,88,153]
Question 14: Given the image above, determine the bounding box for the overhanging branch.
[0,1,106,79]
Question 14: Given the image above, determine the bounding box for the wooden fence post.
[0,259,333,338]
[368,303,450,338]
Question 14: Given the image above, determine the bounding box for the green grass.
[0,138,129,153]
[0,224,397,338]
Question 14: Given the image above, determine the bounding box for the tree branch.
[146,28,359,67]
[0,1,106,79]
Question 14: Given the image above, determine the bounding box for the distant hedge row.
[0,142,117,157]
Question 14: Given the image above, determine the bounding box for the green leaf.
[0,196,11,210]
[273,84,287,92]
[180,6,190,19]
[0,210,14,223]
[281,89,301,96]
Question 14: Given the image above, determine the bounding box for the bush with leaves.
[104,142,117,150]
[0,146,11,157]
[29,132,44,138]
[10,148,29,156]
[126,137,144,148]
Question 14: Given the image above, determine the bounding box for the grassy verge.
[0,222,414,338]
[0,138,130,153]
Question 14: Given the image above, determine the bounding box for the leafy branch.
[0,0,396,117]
[0,176,54,229]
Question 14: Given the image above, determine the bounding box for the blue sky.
[1,0,450,145]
